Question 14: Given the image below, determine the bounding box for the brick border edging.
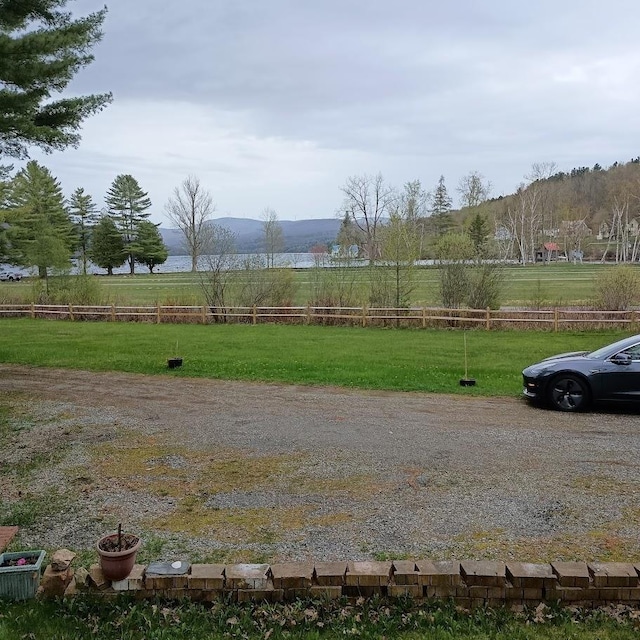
[0,527,19,553]
[38,559,640,608]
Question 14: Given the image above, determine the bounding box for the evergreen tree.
[7,160,76,278]
[131,220,168,274]
[0,164,13,260]
[335,212,361,257]
[105,174,152,274]
[69,187,99,275]
[89,215,125,275]
[0,0,112,159]
[429,175,453,235]
[0,164,11,207]
[468,212,490,257]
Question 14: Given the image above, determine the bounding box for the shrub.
[235,265,298,307]
[439,262,469,308]
[593,265,640,310]
[467,264,504,310]
[27,275,103,305]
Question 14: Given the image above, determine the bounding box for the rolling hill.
[160,217,341,255]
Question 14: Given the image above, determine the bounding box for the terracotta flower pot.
[96,533,141,581]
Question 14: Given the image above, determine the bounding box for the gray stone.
[146,560,190,576]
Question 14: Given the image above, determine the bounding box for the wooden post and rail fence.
[0,303,637,331]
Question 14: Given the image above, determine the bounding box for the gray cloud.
[37,0,640,219]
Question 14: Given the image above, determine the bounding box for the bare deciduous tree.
[601,171,640,263]
[560,219,590,262]
[198,224,237,321]
[501,163,559,265]
[261,207,284,269]
[399,179,428,257]
[505,184,542,264]
[341,173,396,261]
[457,171,492,209]
[165,176,215,272]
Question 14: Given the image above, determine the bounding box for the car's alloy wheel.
[548,374,589,411]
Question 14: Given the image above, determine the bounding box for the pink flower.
[17,558,27,566]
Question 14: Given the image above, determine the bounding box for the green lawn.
[0,263,631,307]
[0,319,629,396]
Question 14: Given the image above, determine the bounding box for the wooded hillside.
[470,158,640,263]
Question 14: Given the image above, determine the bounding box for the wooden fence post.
[69,304,74,321]
[554,308,559,332]
[201,306,206,324]
[31,303,35,319]
[111,304,116,322]
[306,304,311,325]
[486,308,491,330]
[156,304,161,324]
[362,306,367,328]
[253,305,257,325]
[422,307,426,329]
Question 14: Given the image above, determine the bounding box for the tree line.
[0,162,168,282]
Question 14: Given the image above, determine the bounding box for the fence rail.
[0,303,638,331]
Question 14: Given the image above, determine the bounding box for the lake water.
[84,253,323,275]
[6,253,438,277]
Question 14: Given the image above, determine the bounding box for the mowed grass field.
[0,263,629,306]
[0,319,630,396]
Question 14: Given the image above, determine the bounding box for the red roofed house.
[536,242,560,262]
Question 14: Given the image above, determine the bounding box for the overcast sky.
[26,0,640,224]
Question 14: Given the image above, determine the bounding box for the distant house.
[494,226,512,241]
[597,221,610,240]
[536,242,560,262]
[596,218,639,240]
[330,244,359,259]
[560,219,591,238]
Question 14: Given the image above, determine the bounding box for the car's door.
[600,344,640,401]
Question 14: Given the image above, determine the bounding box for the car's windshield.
[586,345,613,359]
[586,338,640,360]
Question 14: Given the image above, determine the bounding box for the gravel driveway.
[2,364,640,563]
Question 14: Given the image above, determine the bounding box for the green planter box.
[0,550,46,600]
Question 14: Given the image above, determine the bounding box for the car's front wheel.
[547,374,590,412]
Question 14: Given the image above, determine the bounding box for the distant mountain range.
[160,217,341,255]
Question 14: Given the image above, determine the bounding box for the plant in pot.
[97,524,141,581]
[0,549,46,600]
[167,339,183,369]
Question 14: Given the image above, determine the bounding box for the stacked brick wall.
[46,558,640,609]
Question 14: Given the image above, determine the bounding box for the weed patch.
[0,491,66,528]
[151,502,310,541]
[450,529,640,563]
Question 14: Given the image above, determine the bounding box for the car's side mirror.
[610,352,633,365]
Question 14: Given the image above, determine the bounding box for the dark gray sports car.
[522,334,640,411]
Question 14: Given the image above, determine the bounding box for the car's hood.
[541,351,589,362]
[523,351,591,375]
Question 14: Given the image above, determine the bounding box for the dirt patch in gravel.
[2,364,640,564]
